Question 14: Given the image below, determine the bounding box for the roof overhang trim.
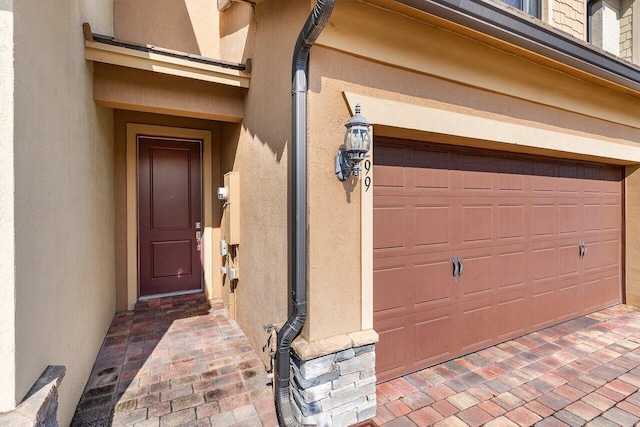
[83,28,250,89]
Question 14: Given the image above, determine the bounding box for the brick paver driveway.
[71,293,277,426]
[374,305,640,427]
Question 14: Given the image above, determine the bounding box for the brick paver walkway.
[71,293,277,426]
[374,304,640,427]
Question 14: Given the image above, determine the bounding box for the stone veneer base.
[290,344,377,426]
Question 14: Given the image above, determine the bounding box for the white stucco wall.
[591,0,621,55]
[12,1,115,425]
[80,1,114,36]
[0,0,15,413]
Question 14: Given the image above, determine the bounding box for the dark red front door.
[138,136,203,296]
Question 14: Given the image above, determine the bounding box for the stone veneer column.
[290,331,378,426]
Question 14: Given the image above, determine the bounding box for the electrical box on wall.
[223,171,240,245]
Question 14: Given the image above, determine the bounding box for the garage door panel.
[462,170,493,191]
[460,253,494,298]
[583,240,602,273]
[532,283,559,329]
[557,280,581,322]
[558,204,580,235]
[463,204,493,243]
[497,290,530,341]
[532,204,555,238]
[602,239,620,269]
[376,322,411,381]
[498,250,526,290]
[413,307,456,368]
[584,204,602,232]
[531,246,556,283]
[558,243,580,278]
[603,179,622,195]
[461,298,495,352]
[498,204,526,240]
[414,205,451,248]
[415,259,456,306]
[582,274,607,313]
[602,274,621,307]
[373,264,410,316]
[374,140,622,382]
[603,203,621,231]
[374,203,406,251]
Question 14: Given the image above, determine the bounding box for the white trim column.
[0,0,16,412]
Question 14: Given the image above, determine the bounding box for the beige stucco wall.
[0,0,15,413]
[93,63,246,122]
[12,1,115,425]
[226,0,309,364]
[114,0,221,58]
[113,0,253,64]
[626,166,640,306]
[301,0,640,342]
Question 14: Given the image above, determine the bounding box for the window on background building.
[501,0,541,18]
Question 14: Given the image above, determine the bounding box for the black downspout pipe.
[275,0,336,425]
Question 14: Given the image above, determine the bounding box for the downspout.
[275,0,336,425]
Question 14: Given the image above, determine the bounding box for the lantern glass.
[344,126,371,155]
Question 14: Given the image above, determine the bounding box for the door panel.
[138,136,203,296]
[374,140,622,382]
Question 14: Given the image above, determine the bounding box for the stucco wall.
[114,0,221,58]
[113,0,253,64]
[0,0,15,413]
[12,1,115,425]
[228,0,308,364]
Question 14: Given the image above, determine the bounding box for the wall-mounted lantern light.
[335,104,371,181]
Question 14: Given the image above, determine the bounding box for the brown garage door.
[373,140,622,382]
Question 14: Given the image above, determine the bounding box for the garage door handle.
[578,242,582,259]
[452,256,459,281]
[579,241,587,259]
[457,256,464,278]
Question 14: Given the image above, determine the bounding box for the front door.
[138,136,203,296]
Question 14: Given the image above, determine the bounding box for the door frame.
[126,124,213,309]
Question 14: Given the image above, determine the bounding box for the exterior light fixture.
[335,104,371,181]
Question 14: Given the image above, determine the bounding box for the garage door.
[373,140,622,382]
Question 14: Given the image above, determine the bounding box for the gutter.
[274,0,336,425]
[395,0,640,93]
